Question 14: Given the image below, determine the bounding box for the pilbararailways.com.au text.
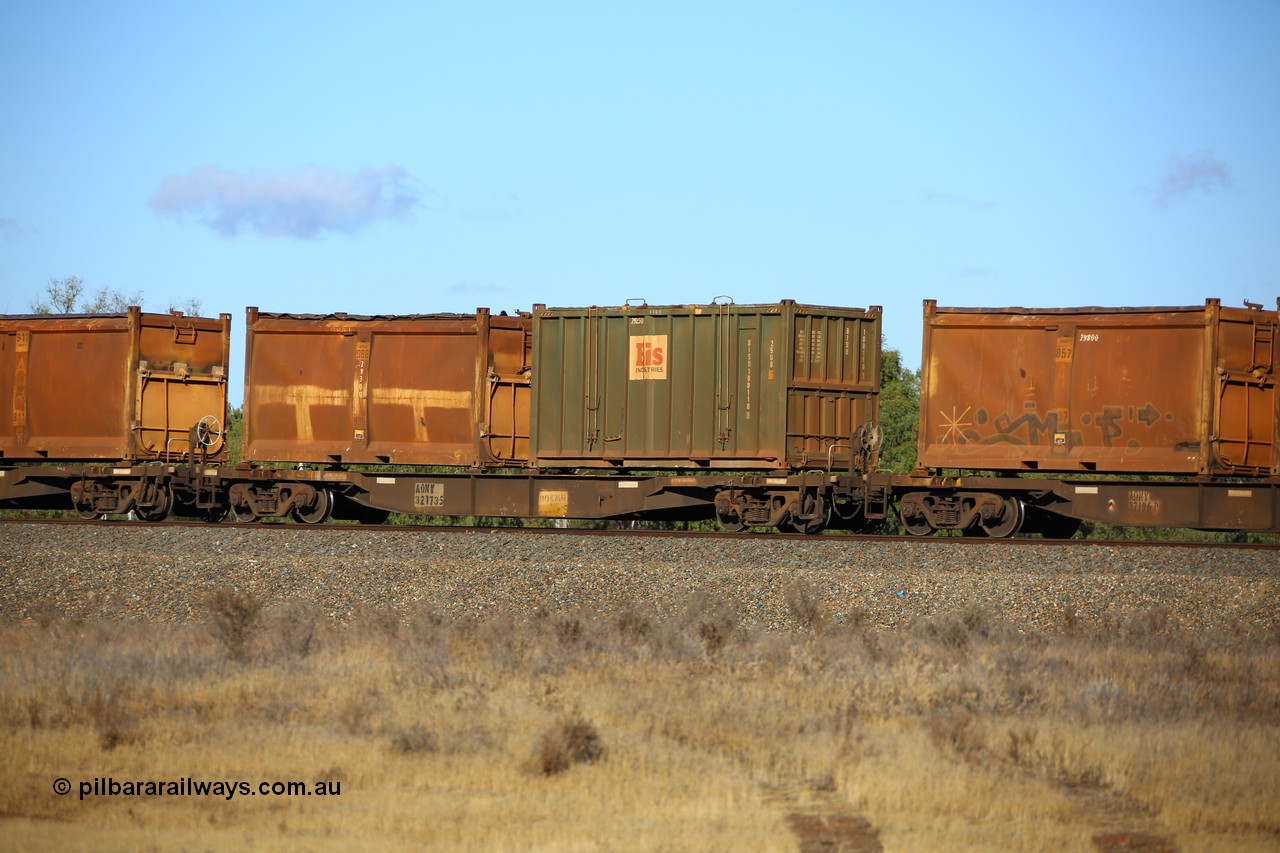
[56,776,341,801]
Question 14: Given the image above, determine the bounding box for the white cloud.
[921,191,995,212]
[150,165,423,238]
[1152,151,1232,207]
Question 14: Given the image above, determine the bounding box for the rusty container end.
[917,298,1278,476]
[530,300,881,470]
[242,309,531,466]
[0,308,231,461]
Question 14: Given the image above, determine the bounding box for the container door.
[135,313,229,460]
[135,370,227,458]
[1214,312,1277,474]
[481,317,532,464]
[786,310,880,469]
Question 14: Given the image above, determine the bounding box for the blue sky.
[2,1,1277,399]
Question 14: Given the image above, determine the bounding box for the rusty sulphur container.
[530,299,881,470]
[242,308,531,467]
[0,307,230,461]
[917,298,1279,476]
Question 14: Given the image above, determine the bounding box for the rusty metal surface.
[917,299,1278,476]
[530,300,881,470]
[241,308,531,466]
[1051,479,1280,531]
[0,309,230,462]
[221,466,831,523]
[884,471,1280,533]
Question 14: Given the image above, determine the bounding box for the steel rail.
[1,516,1276,551]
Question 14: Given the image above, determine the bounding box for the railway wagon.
[530,299,882,471]
[0,308,230,462]
[241,308,532,468]
[917,299,1279,477]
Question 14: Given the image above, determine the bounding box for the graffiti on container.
[938,405,1067,447]
[937,403,1174,448]
[1078,404,1172,446]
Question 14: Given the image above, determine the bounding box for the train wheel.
[717,513,746,533]
[135,485,173,522]
[70,481,99,518]
[786,493,828,535]
[230,499,259,523]
[715,498,746,533]
[900,503,933,536]
[231,504,259,523]
[902,515,933,536]
[293,489,334,525]
[977,496,1024,539]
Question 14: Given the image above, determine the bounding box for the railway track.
[1,514,1277,551]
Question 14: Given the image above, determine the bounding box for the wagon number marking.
[1057,332,1099,361]
[1055,336,1074,362]
[414,482,445,508]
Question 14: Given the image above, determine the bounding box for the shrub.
[86,681,139,751]
[532,716,605,776]
[390,724,439,755]
[785,580,827,634]
[927,711,987,761]
[206,588,263,662]
[686,594,740,658]
[615,603,654,645]
[268,599,323,660]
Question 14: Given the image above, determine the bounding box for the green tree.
[29,277,199,315]
[29,276,85,313]
[877,346,920,473]
[167,297,204,315]
[81,286,145,313]
[224,407,244,465]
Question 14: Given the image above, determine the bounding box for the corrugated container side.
[530,301,880,470]
[917,299,1278,476]
[242,309,530,466]
[787,308,882,466]
[0,308,230,461]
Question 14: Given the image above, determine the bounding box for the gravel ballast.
[1,523,1276,636]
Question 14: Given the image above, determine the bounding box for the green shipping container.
[531,300,881,470]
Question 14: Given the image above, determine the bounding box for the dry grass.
[1,593,1277,851]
